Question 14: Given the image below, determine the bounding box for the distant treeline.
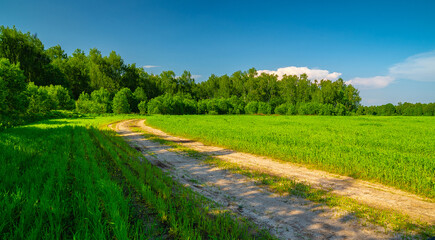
[0,25,433,128]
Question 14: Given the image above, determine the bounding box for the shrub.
[133,87,147,102]
[197,99,208,114]
[43,85,75,110]
[75,88,113,114]
[356,106,365,115]
[183,98,197,114]
[147,94,196,115]
[91,88,112,113]
[286,104,297,115]
[0,58,27,114]
[257,102,272,114]
[227,96,244,114]
[26,83,55,114]
[206,98,220,114]
[147,97,163,114]
[113,88,133,114]
[245,101,259,114]
[335,103,347,116]
[378,103,396,116]
[274,104,287,115]
[319,104,335,115]
[138,100,147,114]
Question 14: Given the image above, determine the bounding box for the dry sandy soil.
[111,119,434,239]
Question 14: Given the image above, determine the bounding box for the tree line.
[1,25,433,128]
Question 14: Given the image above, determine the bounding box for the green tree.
[88,49,125,94]
[26,82,55,114]
[0,26,66,86]
[0,58,27,114]
[279,74,298,104]
[138,101,147,114]
[66,49,90,99]
[178,70,195,96]
[113,88,133,114]
[43,84,75,110]
[133,87,147,102]
[91,88,112,113]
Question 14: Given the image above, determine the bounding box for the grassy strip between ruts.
[130,126,435,239]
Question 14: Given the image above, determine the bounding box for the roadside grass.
[92,126,275,239]
[132,126,435,239]
[1,116,275,239]
[0,120,166,239]
[145,115,435,199]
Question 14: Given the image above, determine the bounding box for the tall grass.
[145,115,435,199]
[0,121,166,239]
[1,116,273,239]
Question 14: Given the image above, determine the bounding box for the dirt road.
[112,119,434,239]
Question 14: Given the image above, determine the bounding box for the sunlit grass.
[0,115,275,239]
[145,115,435,199]
[132,127,435,238]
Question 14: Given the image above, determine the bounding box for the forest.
[1,26,434,129]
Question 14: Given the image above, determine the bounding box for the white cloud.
[257,66,342,81]
[345,76,395,89]
[143,65,160,68]
[389,50,435,82]
[347,50,435,89]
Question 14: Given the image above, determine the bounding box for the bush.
[113,88,133,114]
[286,104,297,115]
[203,98,232,115]
[183,98,197,114]
[227,96,245,114]
[257,102,272,114]
[274,103,287,115]
[147,97,163,114]
[26,82,55,114]
[245,101,259,114]
[335,103,347,116]
[378,103,396,116]
[147,94,196,115]
[197,99,208,114]
[206,98,220,114]
[216,98,231,114]
[43,85,75,110]
[0,58,27,114]
[356,106,365,115]
[319,104,335,115]
[138,100,147,114]
[75,88,112,114]
[297,103,309,115]
[91,88,112,113]
[133,87,147,102]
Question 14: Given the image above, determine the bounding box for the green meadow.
[145,115,435,199]
[0,115,273,240]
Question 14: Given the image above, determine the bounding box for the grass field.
[0,115,273,239]
[145,115,435,199]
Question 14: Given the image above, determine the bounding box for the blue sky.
[1,0,434,105]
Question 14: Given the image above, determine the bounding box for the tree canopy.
[1,25,433,124]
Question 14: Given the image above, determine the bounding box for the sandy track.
[112,119,401,239]
[130,119,434,225]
